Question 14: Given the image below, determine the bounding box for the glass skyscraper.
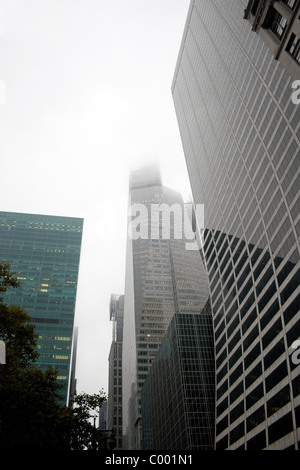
[172,0,300,449]
[142,301,215,450]
[122,165,214,450]
[0,211,83,404]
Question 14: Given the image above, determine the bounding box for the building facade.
[244,0,300,80]
[0,211,83,404]
[141,301,215,450]
[122,165,214,449]
[172,0,300,449]
[108,294,124,449]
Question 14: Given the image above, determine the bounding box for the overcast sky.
[0,0,192,395]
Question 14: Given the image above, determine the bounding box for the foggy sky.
[0,0,191,395]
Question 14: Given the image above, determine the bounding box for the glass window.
[247,405,265,432]
[246,383,264,409]
[265,7,287,39]
[247,430,266,450]
[267,385,290,417]
[281,0,297,9]
[286,33,300,64]
[268,412,293,444]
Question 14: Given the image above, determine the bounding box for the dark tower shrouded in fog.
[122,165,215,450]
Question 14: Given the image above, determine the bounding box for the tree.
[69,391,112,450]
[0,303,39,366]
[0,262,111,450]
[0,364,73,449]
[0,261,19,301]
[0,262,69,449]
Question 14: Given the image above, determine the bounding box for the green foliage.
[70,390,107,415]
[69,390,111,450]
[0,262,20,301]
[0,303,39,365]
[0,262,110,450]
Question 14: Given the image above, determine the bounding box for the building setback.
[172,0,300,450]
[0,211,83,404]
[122,165,214,450]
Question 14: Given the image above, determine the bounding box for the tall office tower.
[0,211,83,404]
[108,294,124,449]
[122,165,214,450]
[172,0,300,450]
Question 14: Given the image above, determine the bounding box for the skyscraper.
[172,0,300,450]
[0,211,83,404]
[122,165,214,450]
[141,300,215,450]
[108,294,124,449]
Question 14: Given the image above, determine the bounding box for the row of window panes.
[286,33,300,64]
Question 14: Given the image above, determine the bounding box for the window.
[268,412,293,445]
[271,12,287,39]
[286,33,300,64]
[281,0,297,9]
[264,7,288,40]
[251,0,260,16]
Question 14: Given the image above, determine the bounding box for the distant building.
[172,0,300,449]
[108,294,124,449]
[0,211,83,404]
[122,165,215,450]
[99,401,108,431]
